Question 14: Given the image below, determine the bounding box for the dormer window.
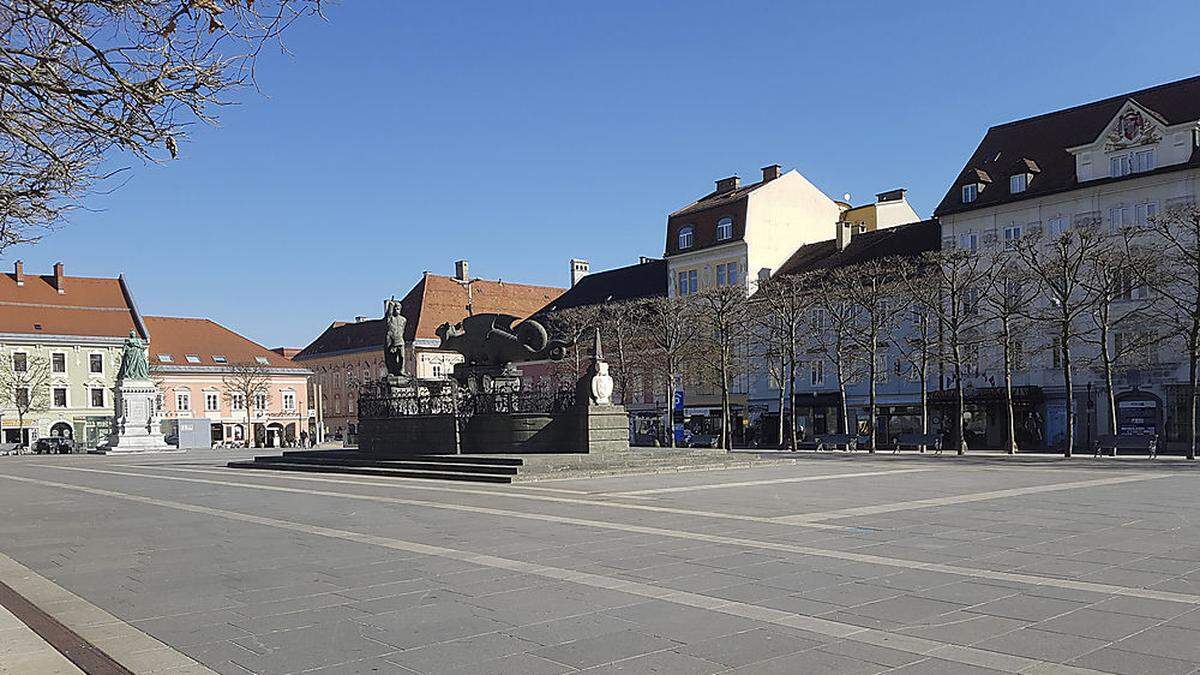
[678,225,694,250]
[1110,148,1155,177]
[1010,174,1028,194]
[716,217,733,241]
[962,184,978,203]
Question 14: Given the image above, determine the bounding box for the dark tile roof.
[935,75,1200,217]
[293,318,384,360]
[774,219,942,277]
[536,259,668,314]
[669,178,773,219]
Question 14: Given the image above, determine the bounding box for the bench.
[893,433,943,454]
[814,434,858,452]
[0,443,21,456]
[1093,434,1158,458]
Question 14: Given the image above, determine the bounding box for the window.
[959,232,978,252]
[1050,337,1062,369]
[716,217,733,241]
[154,394,163,413]
[716,262,739,287]
[1108,204,1131,233]
[15,387,29,408]
[231,393,245,411]
[52,386,67,408]
[253,393,268,410]
[12,352,27,373]
[1047,216,1068,238]
[876,354,889,383]
[811,308,826,330]
[678,225,694,250]
[204,392,219,412]
[962,184,978,203]
[1110,148,1156,177]
[1134,201,1157,226]
[1003,224,1022,248]
[282,391,296,411]
[255,356,270,366]
[90,387,105,408]
[1010,174,1027,193]
[51,353,66,373]
[158,354,173,363]
[89,353,103,374]
[185,354,201,364]
[677,269,698,295]
[212,355,227,363]
[809,360,825,386]
[176,391,190,411]
[431,363,444,378]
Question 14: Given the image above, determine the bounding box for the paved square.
[1,451,1200,674]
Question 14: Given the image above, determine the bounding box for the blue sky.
[7,0,1200,348]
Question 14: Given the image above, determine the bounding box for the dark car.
[34,437,76,454]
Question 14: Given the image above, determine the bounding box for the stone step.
[227,460,514,484]
[278,450,525,467]
[250,455,520,475]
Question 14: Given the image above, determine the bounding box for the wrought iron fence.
[358,382,578,420]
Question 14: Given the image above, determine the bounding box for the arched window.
[716,217,733,241]
[678,225,694,250]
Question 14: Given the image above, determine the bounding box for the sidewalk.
[0,603,82,674]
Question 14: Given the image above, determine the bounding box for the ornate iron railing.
[358,382,578,420]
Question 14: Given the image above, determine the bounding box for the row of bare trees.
[538,204,1200,456]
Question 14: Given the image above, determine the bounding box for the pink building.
[146,316,311,448]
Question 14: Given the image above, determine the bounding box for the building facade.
[146,316,311,448]
[0,261,145,448]
[935,75,1200,450]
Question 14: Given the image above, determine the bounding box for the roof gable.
[144,316,299,369]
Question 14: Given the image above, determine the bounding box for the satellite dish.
[843,193,852,202]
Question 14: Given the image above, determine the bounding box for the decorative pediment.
[1102,100,1164,152]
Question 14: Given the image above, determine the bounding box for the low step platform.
[228,450,524,484]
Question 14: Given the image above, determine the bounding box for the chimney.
[715,175,740,194]
[454,259,469,281]
[761,164,782,182]
[835,221,853,251]
[570,258,590,287]
[354,315,369,323]
[13,260,23,286]
[53,261,64,294]
[875,188,907,203]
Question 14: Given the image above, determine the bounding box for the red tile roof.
[0,270,141,337]
[144,316,303,370]
[295,273,565,359]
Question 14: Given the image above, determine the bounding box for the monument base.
[579,404,630,453]
[102,379,175,454]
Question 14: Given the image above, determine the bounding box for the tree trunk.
[1002,318,1017,454]
[775,357,786,449]
[720,345,731,451]
[1099,322,1117,439]
[665,372,676,449]
[787,340,798,449]
[867,339,877,453]
[835,358,849,435]
[1189,342,1198,461]
[1061,323,1074,458]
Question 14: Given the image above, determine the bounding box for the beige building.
[0,261,145,448]
[147,316,311,448]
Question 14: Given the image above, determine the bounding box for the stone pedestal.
[578,404,630,453]
[97,379,178,454]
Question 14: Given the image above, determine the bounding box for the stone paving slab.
[4,450,1200,673]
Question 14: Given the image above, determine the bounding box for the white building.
[935,75,1200,450]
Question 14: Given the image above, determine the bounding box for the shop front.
[930,386,1045,451]
[793,392,843,441]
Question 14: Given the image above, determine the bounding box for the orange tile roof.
[144,316,304,370]
[0,271,140,337]
[407,274,565,341]
[296,273,565,358]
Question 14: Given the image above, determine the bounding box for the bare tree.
[803,272,862,436]
[1148,204,1200,458]
[0,351,50,448]
[892,263,938,444]
[905,249,990,454]
[222,361,271,447]
[693,284,750,450]
[1016,226,1102,457]
[542,304,603,387]
[598,300,639,405]
[635,294,699,448]
[838,258,911,452]
[980,247,1036,454]
[752,274,807,448]
[0,0,322,252]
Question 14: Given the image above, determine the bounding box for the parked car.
[34,437,76,454]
